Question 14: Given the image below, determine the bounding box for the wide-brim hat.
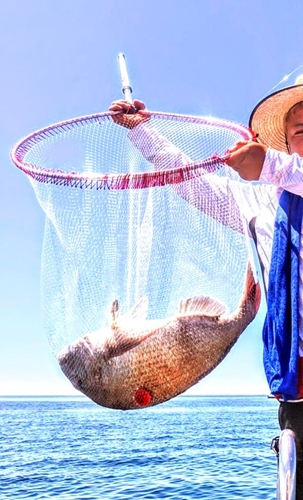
[249,75,303,153]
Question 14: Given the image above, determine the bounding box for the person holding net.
[109,79,303,498]
[227,83,303,500]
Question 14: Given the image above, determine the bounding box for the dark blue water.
[1,396,279,499]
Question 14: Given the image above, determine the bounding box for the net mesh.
[11,111,255,404]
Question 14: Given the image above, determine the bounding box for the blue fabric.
[263,190,303,401]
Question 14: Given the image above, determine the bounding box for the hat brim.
[249,84,303,153]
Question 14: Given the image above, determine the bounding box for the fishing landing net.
[11,109,255,394]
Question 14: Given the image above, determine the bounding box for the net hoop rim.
[10,111,253,190]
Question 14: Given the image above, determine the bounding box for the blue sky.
[1,0,303,396]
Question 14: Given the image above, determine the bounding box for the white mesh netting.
[11,111,258,409]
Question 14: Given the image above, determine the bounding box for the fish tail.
[241,262,261,318]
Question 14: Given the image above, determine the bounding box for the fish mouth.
[58,336,100,391]
[58,336,94,362]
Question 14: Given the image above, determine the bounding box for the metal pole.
[118,53,133,103]
[277,429,296,500]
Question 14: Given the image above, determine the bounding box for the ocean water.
[1,396,279,499]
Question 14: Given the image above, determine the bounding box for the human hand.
[108,99,150,129]
[225,141,268,181]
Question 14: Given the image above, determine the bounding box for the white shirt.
[129,124,303,355]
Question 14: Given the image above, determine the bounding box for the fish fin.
[240,261,261,314]
[104,297,154,360]
[110,299,119,325]
[178,296,228,317]
[110,297,148,328]
[103,326,155,361]
[123,296,149,321]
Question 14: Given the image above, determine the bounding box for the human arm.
[109,100,258,232]
[130,124,258,234]
[259,149,303,197]
[109,99,190,169]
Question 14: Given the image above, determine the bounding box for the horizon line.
[0,393,270,398]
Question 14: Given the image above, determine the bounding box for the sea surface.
[1,395,280,499]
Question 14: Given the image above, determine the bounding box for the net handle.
[118,53,133,103]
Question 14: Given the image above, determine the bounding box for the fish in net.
[11,90,261,409]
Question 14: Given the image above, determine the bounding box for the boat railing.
[272,429,297,500]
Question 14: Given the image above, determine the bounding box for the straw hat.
[249,75,303,153]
